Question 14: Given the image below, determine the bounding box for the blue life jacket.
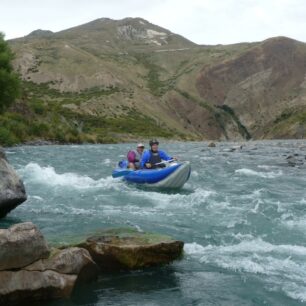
[148,150,165,169]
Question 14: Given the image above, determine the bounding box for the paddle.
[154,159,176,166]
[112,169,133,178]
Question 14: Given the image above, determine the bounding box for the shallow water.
[2,140,306,305]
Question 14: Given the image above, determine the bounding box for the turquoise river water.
[1,141,306,306]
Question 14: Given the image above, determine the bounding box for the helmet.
[149,139,159,146]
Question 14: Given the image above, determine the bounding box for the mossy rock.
[76,228,184,271]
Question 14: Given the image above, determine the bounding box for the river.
[1,140,306,305]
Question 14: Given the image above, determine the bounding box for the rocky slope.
[5,18,306,142]
[196,37,306,139]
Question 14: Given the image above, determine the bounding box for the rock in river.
[0,222,183,304]
[286,154,305,166]
[0,222,50,271]
[25,247,99,283]
[77,228,184,271]
[0,222,99,305]
[0,270,76,305]
[0,147,27,218]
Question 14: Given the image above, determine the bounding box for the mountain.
[196,36,306,139]
[4,18,306,144]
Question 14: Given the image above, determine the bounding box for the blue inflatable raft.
[112,161,191,189]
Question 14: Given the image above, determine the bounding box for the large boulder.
[77,228,184,271]
[0,222,50,270]
[0,270,76,305]
[25,247,99,283]
[0,222,99,305]
[0,148,27,218]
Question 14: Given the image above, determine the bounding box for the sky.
[1,0,306,44]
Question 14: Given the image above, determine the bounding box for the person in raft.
[141,139,175,169]
[127,143,145,169]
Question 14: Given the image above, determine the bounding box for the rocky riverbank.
[0,147,27,218]
[0,222,184,305]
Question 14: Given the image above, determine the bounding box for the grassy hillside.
[0,80,181,146]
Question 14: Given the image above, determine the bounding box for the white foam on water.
[282,283,306,302]
[103,158,112,165]
[213,239,306,256]
[125,220,143,232]
[192,170,199,177]
[184,242,208,255]
[17,200,98,216]
[69,207,97,215]
[199,156,214,160]
[185,239,306,273]
[130,187,215,209]
[241,189,265,200]
[28,195,44,201]
[98,205,123,215]
[250,200,263,214]
[19,162,123,190]
[230,233,255,241]
[20,206,67,215]
[280,212,294,221]
[283,217,306,232]
[235,168,282,179]
[207,200,230,210]
[257,165,278,170]
[225,218,248,229]
[185,239,306,302]
[300,198,306,204]
[126,189,178,207]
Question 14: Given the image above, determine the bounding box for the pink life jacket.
[127,150,137,163]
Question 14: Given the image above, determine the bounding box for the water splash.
[185,239,306,302]
[18,162,120,190]
[235,168,283,178]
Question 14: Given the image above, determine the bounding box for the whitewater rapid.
[2,141,306,305]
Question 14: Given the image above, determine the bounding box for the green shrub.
[96,134,116,144]
[30,99,46,115]
[10,121,28,140]
[0,33,21,112]
[0,127,18,146]
[28,122,50,137]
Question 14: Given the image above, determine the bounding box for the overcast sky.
[2,0,306,44]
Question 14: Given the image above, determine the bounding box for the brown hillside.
[196,37,306,138]
[6,19,306,141]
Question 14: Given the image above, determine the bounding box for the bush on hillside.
[0,127,18,146]
[0,33,21,112]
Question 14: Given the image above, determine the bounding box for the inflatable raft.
[112,161,191,189]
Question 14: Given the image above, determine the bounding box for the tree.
[0,32,20,112]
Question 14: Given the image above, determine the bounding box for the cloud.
[1,0,306,44]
